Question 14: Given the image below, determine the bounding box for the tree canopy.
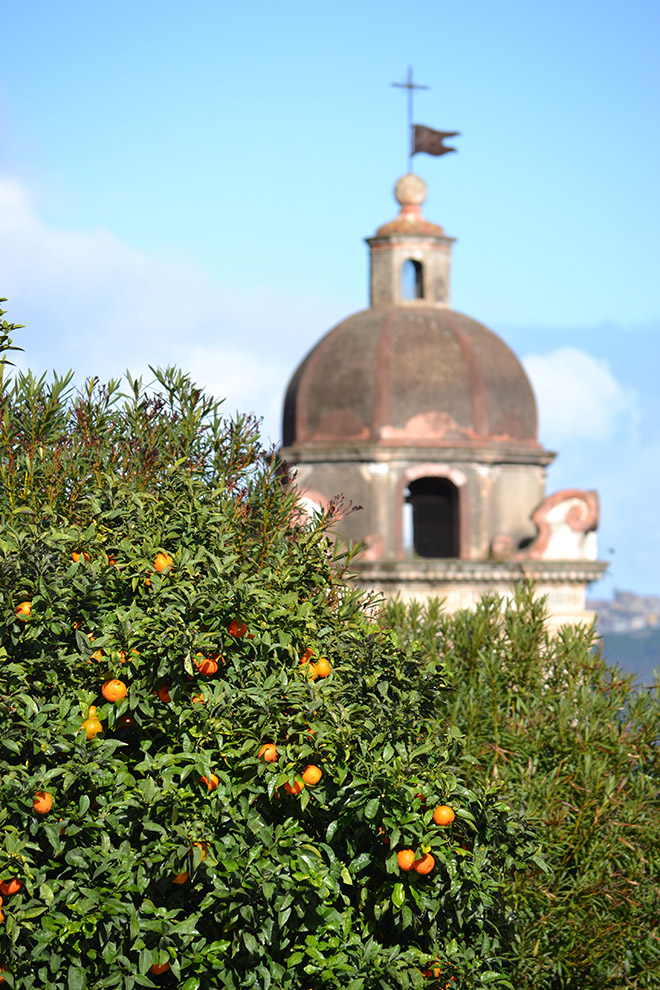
[0,303,539,989]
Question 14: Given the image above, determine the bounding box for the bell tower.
[280,174,607,628]
[366,173,455,308]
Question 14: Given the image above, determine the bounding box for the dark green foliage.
[0,310,538,989]
[384,589,660,989]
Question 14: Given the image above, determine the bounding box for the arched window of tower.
[404,477,459,558]
[401,259,424,300]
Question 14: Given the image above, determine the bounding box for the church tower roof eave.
[278,440,556,467]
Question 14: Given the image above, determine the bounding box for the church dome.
[282,305,538,449]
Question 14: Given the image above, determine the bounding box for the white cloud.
[522,347,639,445]
[0,175,345,445]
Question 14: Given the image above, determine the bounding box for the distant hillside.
[599,629,660,686]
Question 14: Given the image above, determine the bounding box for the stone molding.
[278,445,556,466]
[353,557,607,585]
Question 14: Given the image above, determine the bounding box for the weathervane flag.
[412,125,460,157]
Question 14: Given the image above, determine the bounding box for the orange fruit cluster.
[82,706,103,739]
[393,804,455,877]
[282,764,322,796]
[397,849,436,874]
[0,880,21,897]
[299,648,332,679]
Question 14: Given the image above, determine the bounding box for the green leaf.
[67,966,86,990]
[364,797,379,819]
[391,883,405,908]
[326,819,339,842]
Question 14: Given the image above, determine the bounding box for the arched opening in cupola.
[401,259,424,300]
[403,477,459,558]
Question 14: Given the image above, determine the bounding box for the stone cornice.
[352,558,608,585]
[278,444,556,467]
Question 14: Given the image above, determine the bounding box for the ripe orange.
[397,849,415,871]
[154,552,173,573]
[416,793,427,805]
[15,601,31,619]
[421,965,443,978]
[173,871,189,884]
[191,693,205,705]
[195,655,219,676]
[118,714,135,728]
[302,764,322,785]
[314,657,331,678]
[72,551,90,563]
[193,841,209,861]
[377,827,390,845]
[155,684,171,702]
[200,774,219,792]
[413,853,435,875]
[0,880,21,896]
[284,779,304,796]
[102,679,127,703]
[150,961,170,975]
[433,805,455,826]
[33,791,53,814]
[0,963,8,979]
[227,619,247,637]
[107,555,118,566]
[300,647,314,664]
[0,911,4,925]
[258,743,278,762]
[82,715,103,740]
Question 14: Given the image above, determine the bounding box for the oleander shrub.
[0,302,540,989]
[384,590,660,990]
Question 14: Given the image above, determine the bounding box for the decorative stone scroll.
[521,489,599,561]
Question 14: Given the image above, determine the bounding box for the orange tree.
[384,590,660,990]
[0,303,542,989]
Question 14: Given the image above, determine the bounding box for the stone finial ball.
[394,173,428,206]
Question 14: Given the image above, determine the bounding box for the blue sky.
[1,0,659,597]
